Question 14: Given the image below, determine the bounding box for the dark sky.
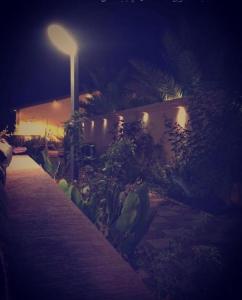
[0,0,241,129]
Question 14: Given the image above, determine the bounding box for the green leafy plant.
[41,149,56,177]
[58,178,74,199]
[63,111,86,181]
[105,120,165,185]
[111,183,155,256]
[102,137,138,184]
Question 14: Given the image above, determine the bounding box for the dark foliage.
[165,88,242,211]
[103,120,165,185]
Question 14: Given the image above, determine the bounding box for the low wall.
[83,98,188,159]
[15,97,189,159]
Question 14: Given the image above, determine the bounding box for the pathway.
[5,155,153,300]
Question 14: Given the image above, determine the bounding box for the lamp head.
[47,24,78,56]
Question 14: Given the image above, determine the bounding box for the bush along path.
[58,177,155,258]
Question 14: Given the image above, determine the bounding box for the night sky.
[0,0,241,130]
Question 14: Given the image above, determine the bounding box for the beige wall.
[15,97,72,138]
[15,97,188,159]
[83,98,188,159]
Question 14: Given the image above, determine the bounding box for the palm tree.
[161,28,201,94]
[126,60,182,104]
[80,67,129,115]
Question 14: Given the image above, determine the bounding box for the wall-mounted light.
[142,112,149,125]
[103,118,108,130]
[176,106,187,128]
[52,100,60,109]
[91,120,95,130]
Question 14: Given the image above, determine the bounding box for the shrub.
[104,120,165,185]
[165,89,242,211]
[111,182,154,256]
[135,217,223,300]
[102,137,139,184]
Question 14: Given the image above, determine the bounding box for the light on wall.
[103,118,108,130]
[142,112,149,125]
[52,100,60,109]
[15,121,64,138]
[176,106,188,128]
[91,120,95,130]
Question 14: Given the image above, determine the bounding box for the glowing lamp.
[47,24,77,56]
[47,22,79,181]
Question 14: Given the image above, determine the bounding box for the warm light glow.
[47,24,78,55]
[103,118,108,130]
[91,120,95,130]
[176,106,188,128]
[15,121,64,139]
[142,112,149,125]
[52,100,61,109]
[85,93,93,99]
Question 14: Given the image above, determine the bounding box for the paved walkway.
[143,192,241,254]
[5,155,153,300]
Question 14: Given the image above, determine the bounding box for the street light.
[47,23,79,181]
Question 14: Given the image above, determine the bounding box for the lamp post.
[47,24,79,181]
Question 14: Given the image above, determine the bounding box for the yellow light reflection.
[176,106,187,128]
[52,100,61,109]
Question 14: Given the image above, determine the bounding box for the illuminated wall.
[15,94,89,140]
[176,106,188,128]
[15,96,188,159]
[83,98,188,160]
